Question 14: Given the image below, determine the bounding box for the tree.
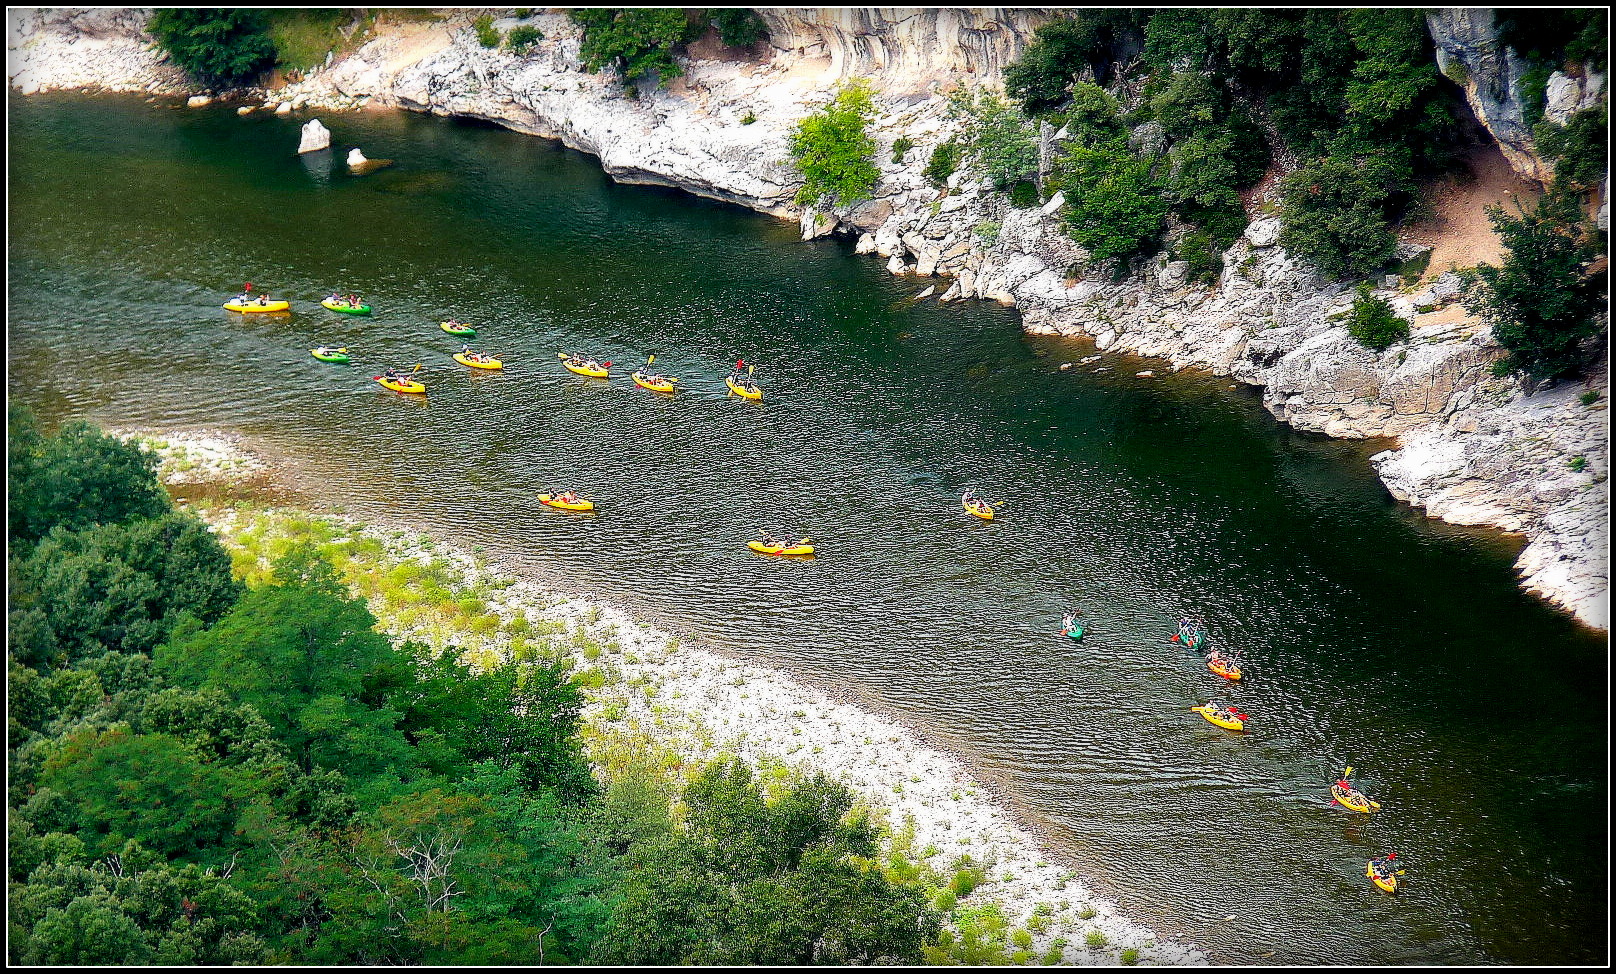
[8,409,168,549]
[572,8,696,87]
[710,9,767,48]
[788,80,881,208]
[1051,145,1168,270]
[1277,152,1406,279]
[147,9,277,87]
[952,90,1040,191]
[1462,184,1606,382]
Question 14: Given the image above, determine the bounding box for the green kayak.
[322,298,371,315]
[311,347,351,363]
[440,321,476,336]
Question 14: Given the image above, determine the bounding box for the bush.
[951,89,1040,190]
[1009,180,1040,208]
[1346,285,1410,351]
[788,80,880,207]
[1051,145,1168,270]
[1535,108,1608,189]
[147,9,277,86]
[925,139,960,186]
[1005,12,1147,115]
[1121,947,1141,964]
[710,8,767,48]
[1277,152,1407,279]
[573,8,697,86]
[1462,184,1606,382]
[892,135,915,163]
[1173,231,1225,286]
[506,24,544,54]
[473,14,500,48]
[1062,82,1127,149]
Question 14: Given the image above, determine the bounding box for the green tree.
[1051,145,1168,270]
[710,9,767,48]
[8,409,167,549]
[572,8,696,87]
[1277,152,1406,279]
[1346,284,1411,351]
[1062,82,1126,149]
[1462,184,1606,382]
[147,9,277,87]
[952,89,1040,191]
[788,80,881,208]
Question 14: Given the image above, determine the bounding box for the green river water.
[8,92,1607,965]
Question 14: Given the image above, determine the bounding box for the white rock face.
[346,147,367,167]
[6,7,189,95]
[298,118,330,154]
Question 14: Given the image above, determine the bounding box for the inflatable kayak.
[1208,657,1242,680]
[1367,862,1397,893]
[633,372,678,393]
[321,299,371,315]
[1062,624,1085,641]
[537,493,594,512]
[748,540,815,556]
[726,375,763,400]
[453,352,503,370]
[1332,784,1381,813]
[964,499,995,520]
[563,360,610,378]
[311,347,350,363]
[1191,705,1245,731]
[224,299,289,313]
[441,321,476,336]
[374,375,425,394]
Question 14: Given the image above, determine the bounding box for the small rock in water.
[1080,355,1102,364]
[275,101,293,115]
[299,118,331,154]
[186,95,213,108]
[1136,370,1155,377]
[237,105,255,116]
[915,286,935,299]
[347,147,368,167]
[1059,362,1074,371]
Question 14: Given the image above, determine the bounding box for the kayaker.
[1061,613,1074,631]
[1370,853,1398,877]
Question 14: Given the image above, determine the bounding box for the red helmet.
[1387,853,1397,860]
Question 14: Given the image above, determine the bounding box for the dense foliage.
[148,9,277,86]
[925,139,961,186]
[7,411,954,964]
[572,8,696,86]
[949,88,1040,191]
[1346,285,1411,352]
[1535,108,1608,189]
[1049,145,1168,270]
[1461,185,1607,383]
[710,8,768,48]
[788,80,881,207]
[1001,8,1474,280]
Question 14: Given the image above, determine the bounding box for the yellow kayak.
[633,372,678,393]
[1208,657,1242,680]
[1332,784,1380,813]
[224,298,289,313]
[375,375,425,394]
[726,375,763,400]
[563,360,610,378]
[964,498,996,520]
[1191,705,1245,731]
[453,352,503,370]
[748,540,815,556]
[538,493,594,512]
[1367,862,1397,893]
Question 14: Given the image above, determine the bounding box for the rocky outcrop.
[1426,8,1546,182]
[759,8,1058,91]
[5,6,188,95]
[8,7,1606,627]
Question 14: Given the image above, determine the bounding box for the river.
[7,91,1606,965]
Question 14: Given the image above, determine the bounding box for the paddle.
[1337,767,1382,810]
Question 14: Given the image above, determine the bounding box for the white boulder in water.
[347,147,368,167]
[298,118,330,154]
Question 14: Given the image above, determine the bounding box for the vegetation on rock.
[572,8,697,87]
[147,9,277,86]
[1346,285,1411,352]
[788,80,881,208]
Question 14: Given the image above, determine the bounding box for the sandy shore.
[122,427,1207,966]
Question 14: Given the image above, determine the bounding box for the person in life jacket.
[1370,852,1399,878]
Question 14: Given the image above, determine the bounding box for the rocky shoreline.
[125,426,1209,966]
[9,7,1605,629]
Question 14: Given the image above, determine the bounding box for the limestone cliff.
[6,7,1607,628]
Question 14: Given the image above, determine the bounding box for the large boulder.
[298,118,331,153]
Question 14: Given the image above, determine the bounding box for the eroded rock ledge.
[8,8,1606,629]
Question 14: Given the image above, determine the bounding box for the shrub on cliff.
[1277,153,1406,280]
[1461,184,1607,383]
[788,80,880,208]
[506,24,544,54]
[148,9,277,87]
[1005,12,1147,116]
[950,88,1039,191]
[573,8,698,87]
[710,9,767,48]
[1345,285,1410,352]
[1049,145,1167,271]
[1535,108,1608,190]
[925,139,960,186]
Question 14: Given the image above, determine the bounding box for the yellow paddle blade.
[1344,766,1355,779]
[557,352,570,359]
[648,354,655,365]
